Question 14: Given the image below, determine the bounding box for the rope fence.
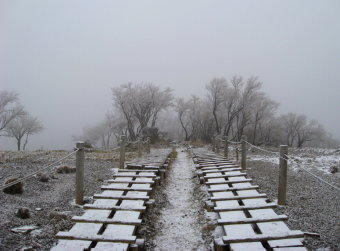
[211,135,340,204]
[0,149,79,191]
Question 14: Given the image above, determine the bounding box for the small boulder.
[49,211,69,221]
[36,172,49,182]
[11,225,38,234]
[3,178,24,194]
[16,207,30,219]
[56,165,76,174]
[330,166,338,174]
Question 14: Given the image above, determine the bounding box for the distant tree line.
[0,91,43,150]
[75,78,338,149]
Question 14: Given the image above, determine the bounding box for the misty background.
[1,1,339,150]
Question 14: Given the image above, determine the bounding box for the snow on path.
[153,148,205,250]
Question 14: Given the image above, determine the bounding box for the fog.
[1,1,339,150]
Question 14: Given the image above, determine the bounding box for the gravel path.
[152,148,206,250]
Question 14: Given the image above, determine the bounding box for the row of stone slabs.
[192,149,307,251]
[51,150,172,251]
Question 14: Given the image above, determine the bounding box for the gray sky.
[1,0,339,150]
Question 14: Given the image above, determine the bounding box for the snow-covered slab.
[118,169,156,172]
[206,178,253,185]
[201,165,238,170]
[223,223,256,239]
[92,242,129,251]
[257,221,305,248]
[218,215,287,225]
[223,230,304,243]
[94,190,149,200]
[113,211,141,223]
[84,199,145,211]
[134,177,154,183]
[204,172,247,179]
[215,203,277,212]
[211,194,267,201]
[231,182,254,188]
[237,190,261,196]
[102,224,135,238]
[212,191,234,198]
[209,184,230,190]
[215,200,240,208]
[130,183,151,190]
[208,185,258,192]
[109,177,133,182]
[113,173,156,178]
[120,200,145,208]
[72,209,142,225]
[57,223,136,243]
[101,184,152,192]
[51,240,91,251]
[230,242,266,251]
[202,168,242,173]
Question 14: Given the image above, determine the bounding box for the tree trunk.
[23,134,29,151]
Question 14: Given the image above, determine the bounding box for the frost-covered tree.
[0,91,26,134]
[5,114,43,150]
[112,83,173,141]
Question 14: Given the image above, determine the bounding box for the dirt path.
[152,148,206,250]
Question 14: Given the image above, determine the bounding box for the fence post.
[236,147,239,161]
[241,135,247,170]
[212,137,216,152]
[146,137,150,154]
[75,142,85,205]
[216,137,220,153]
[119,135,126,169]
[278,145,288,205]
[223,137,229,159]
[137,138,142,157]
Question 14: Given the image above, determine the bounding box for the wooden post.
[235,147,239,161]
[278,145,288,205]
[137,138,142,157]
[75,142,85,205]
[223,137,229,159]
[216,137,220,153]
[212,137,216,152]
[146,137,150,154]
[241,135,247,170]
[119,135,126,169]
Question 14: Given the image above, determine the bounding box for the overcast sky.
[1,1,339,150]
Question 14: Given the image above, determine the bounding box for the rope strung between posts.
[289,156,340,192]
[243,141,340,192]
[244,140,281,156]
[297,165,340,192]
[0,149,79,191]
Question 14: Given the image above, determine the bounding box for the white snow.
[249,147,340,174]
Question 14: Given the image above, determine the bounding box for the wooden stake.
[223,137,229,159]
[241,135,247,170]
[137,138,142,157]
[75,142,85,205]
[278,145,288,205]
[119,135,126,169]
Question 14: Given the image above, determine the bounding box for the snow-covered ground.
[248,147,340,174]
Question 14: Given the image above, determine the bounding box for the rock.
[49,211,69,221]
[36,172,49,182]
[330,166,338,174]
[35,208,43,211]
[11,225,38,234]
[16,207,30,219]
[3,178,24,194]
[56,165,76,174]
